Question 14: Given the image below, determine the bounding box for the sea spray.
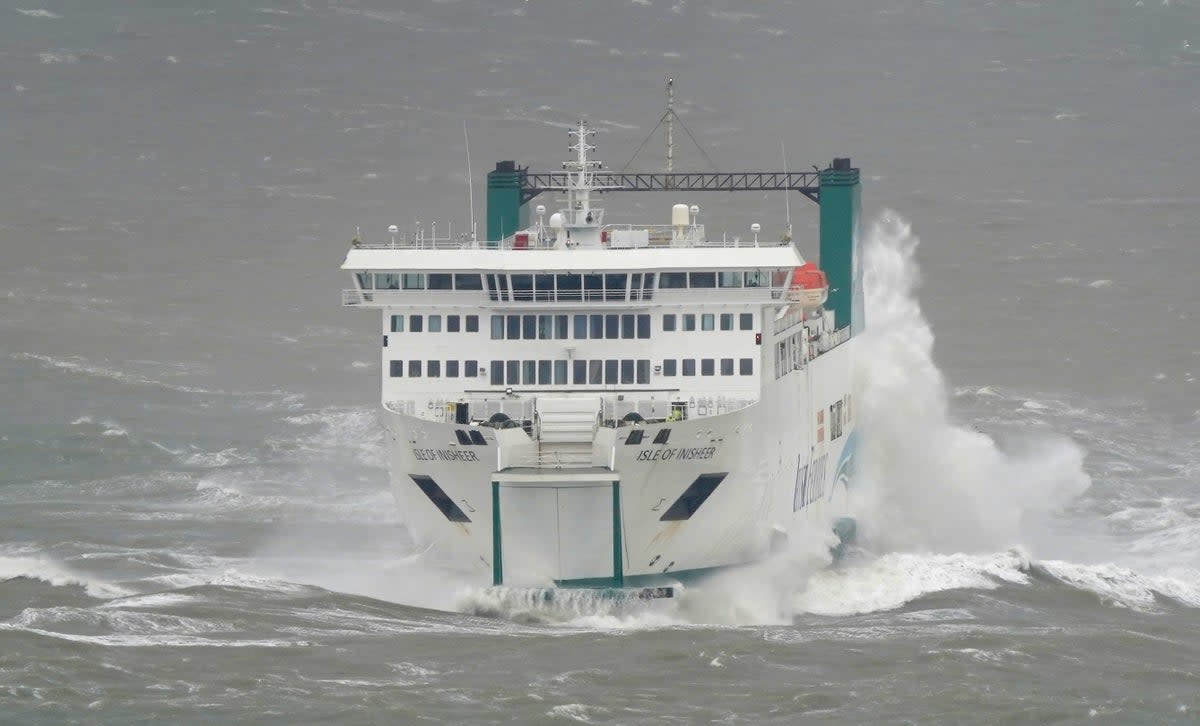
[850,213,1092,554]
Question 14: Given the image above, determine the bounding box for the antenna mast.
[665,77,675,186]
[781,140,792,242]
[463,120,475,241]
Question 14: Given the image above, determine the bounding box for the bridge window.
[408,360,421,377]
[389,361,403,377]
[455,274,483,290]
[465,360,479,378]
[689,272,716,288]
[662,359,677,376]
[682,314,696,332]
[390,315,404,332]
[376,273,400,289]
[605,274,627,301]
[662,314,676,332]
[660,272,687,288]
[574,360,586,384]
[744,270,767,287]
[720,314,733,331]
[427,315,442,333]
[428,273,452,290]
[554,360,568,385]
[720,358,734,376]
[402,273,424,290]
[446,360,459,378]
[682,359,696,376]
[491,361,503,385]
[740,358,753,375]
[718,271,742,288]
[427,360,441,378]
[535,274,554,300]
[701,359,715,376]
[557,274,582,300]
[511,274,533,301]
[409,315,423,333]
[740,313,754,330]
[637,314,650,339]
[637,359,650,384]
[701,314,715,331]
[584,274,603,300]
[356,272,373,289]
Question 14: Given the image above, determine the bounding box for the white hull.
[384,340,857,588]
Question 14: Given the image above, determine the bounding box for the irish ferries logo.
[830,429,859,498]
[792,430,859,512]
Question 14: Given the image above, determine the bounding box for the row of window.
[486,272,656,302]
[663,313,754,332]
[362,273,483,291]
[490,359,653,386]
[390,360,481,378]
[390,314,480,333]
[387,358,757,382]
[490,314,652,341]
[663,359,755,376]
[358,270,790,297]
[389,313,755,338]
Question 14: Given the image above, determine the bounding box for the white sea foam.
[97,592,199,609]
[16,8,62,18]
[38,52,78,64]
[792,550,1032,617]
[1037,559,1200,611]
[851,214,1092,554]
[0,555,131,598]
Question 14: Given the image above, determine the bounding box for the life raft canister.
[787,262,829,307]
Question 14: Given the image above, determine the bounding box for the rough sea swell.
[4,216,1197,633]
[3,219,1199,719]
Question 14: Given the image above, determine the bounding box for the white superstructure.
[340,121,859,590]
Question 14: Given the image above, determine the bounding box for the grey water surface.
[2,1,1199,723]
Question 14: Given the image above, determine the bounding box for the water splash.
[850,213,1092,554]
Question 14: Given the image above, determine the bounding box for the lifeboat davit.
[786,262,828,308]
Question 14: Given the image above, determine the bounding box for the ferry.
[340,110,862,598]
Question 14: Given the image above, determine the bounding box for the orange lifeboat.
[787,262,828,308]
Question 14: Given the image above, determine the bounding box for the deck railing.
[348,225,790,251]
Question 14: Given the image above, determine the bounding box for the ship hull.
[382,339,857,589]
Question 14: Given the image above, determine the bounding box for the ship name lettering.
[635,446,717,463]
[412,448,480,463]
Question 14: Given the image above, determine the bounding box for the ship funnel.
[818,158,863,335]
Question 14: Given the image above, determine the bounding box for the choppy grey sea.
[2,1,1199,723]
